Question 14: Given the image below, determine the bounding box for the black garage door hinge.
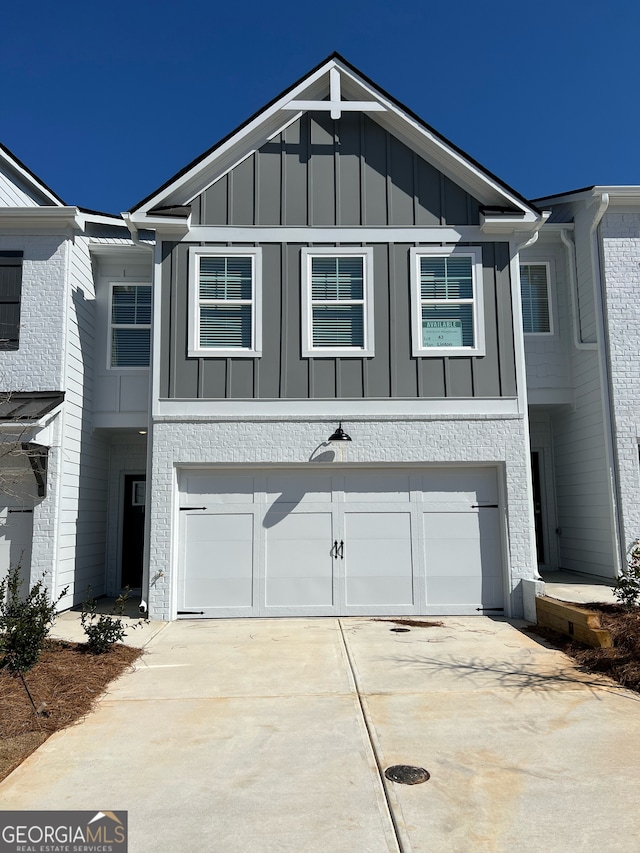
[475,607,504,612]
[471,504,499,508]
[177,611,205,615]
[179,506,207,511]
[8,509,33,513]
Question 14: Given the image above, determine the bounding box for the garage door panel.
[344,512,413,605]
[181,514,254,609]
[420,468,498,505]
[266,577,333,607]
[265,512,334,607]
[266,474,332,504]
[343,473,410,502]
[182,473,255,503]
[346,577,413,606]
[183,577,253,609]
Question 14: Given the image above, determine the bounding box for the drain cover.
[390,627,410,633]
[384,765,430,785]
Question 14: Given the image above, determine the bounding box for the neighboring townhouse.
[524,187,640,581]
[0,142,151,609]
[126,54,545,620]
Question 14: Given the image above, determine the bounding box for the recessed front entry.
[177,467,505,618]
[121,474,145,589]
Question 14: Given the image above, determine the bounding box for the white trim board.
[154,398,521,418]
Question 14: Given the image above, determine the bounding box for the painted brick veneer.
[0,234,67,391]
[147,415,535,620]
[601,212,640,553]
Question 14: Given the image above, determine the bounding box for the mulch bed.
[0,640,142,782]
[528,602,640,693]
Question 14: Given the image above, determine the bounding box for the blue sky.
[2,0,639,213]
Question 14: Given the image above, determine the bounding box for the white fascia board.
[78,212,127,228]
[593,186,640,206]
[536,186,640,208]
[0,148,63,207]
[88,242,151,257]
[127,211,190,237]
[154,398,520,419]
[0,207,83,230]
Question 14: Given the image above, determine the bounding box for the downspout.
[559,228,597,350]
[513,211,551,583]
[123,214,155,615]
[589,192,624,576]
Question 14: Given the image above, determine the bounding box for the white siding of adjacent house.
[54,234,110,606]
[92,250,151,428]
[551,347,616,576]
[521,236,572,400]
[0,163,48,207]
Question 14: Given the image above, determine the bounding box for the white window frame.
[108,282,152,370]
[410,245,485,357]
[301,246,375,358]
[188,246,262,358]
[520,261,553,336]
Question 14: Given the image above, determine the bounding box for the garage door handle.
[332,540,339,558]
[338,540,344,559]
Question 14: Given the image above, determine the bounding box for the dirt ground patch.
[0,640,142,782]
[528,602,640,693]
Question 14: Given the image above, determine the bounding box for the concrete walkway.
[2,616,640,853]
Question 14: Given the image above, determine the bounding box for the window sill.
[188,349,262,359]
[302,348,375,359]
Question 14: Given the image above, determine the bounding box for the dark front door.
[121,474,145,588]
[530,452,545,564]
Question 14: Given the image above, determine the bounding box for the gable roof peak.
[130,55,540,223]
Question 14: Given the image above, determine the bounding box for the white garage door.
[177,467,504,618]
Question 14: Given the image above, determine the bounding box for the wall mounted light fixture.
[328,422,352,442]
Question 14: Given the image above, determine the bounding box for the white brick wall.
[147,414,535,620]
[601,212,640,553]
[0,234,67,391]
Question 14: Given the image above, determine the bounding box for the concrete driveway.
[2,616,639,853]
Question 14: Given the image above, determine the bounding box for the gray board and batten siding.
[191,112,481,228]
[159,111,517,401]
[160,239,516,401]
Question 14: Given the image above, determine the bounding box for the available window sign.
[422,319,463,347]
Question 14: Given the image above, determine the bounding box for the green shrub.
[614,540,640,609]
[0,566,68,672]
[81,587,142,653]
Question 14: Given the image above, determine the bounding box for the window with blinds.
[301,248,374,357]
[410,247,485,356]
[0,252,23,351]
[520,263,551,334]
[110,284,151,368]
[188,247,262,357]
